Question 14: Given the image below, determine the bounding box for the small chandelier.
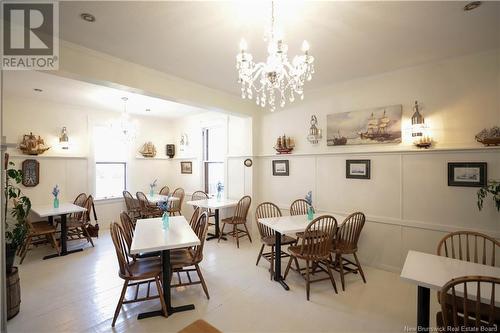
[236,1,314,112]
[117,97,137,142]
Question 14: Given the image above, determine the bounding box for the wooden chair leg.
[154,276,168,317]
[195,264,210,299]
[243,223,252,242]
[19,235,32,264]
[294,257,301,272]
[284,255,294,279]
[234,224,239,248]
[256,244,264,266]
[338,254,345,291]
[305,260,311,301]
[326,259,338,294]
[353,252,366,283]
[112,280,128,327]
[49,233,60,255]
[82,225,95,247]
[218,223,226,243]
[270,246,274,280]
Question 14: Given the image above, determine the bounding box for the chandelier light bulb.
[301,40,310,53]
[239,38,248,52]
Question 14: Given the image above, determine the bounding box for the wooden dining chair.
[284,215,338,300]
[18,219,60,264]
[136,191,162,218]
[330,212,366,291]
[170,212,211,299]
[218,195,252,248]
[110,222,167,327]
[66,195,95,247]
[436,276,500,331]
[55,192,87,229]
[188,207,201,229]
[255,202,296,279]
[437,231,500,267]
[191,190,215,227]
[159,186,170,196]
[120,212,135,251]
[123,190,141,222]
[290,199,312,216]
[167,188,185,216]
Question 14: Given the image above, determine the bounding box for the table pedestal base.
[206,209,227,241]
[43,248,83,260]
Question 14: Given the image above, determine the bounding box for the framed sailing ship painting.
[448,162,487,187]
[327,105,402,146]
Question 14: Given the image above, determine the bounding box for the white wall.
[254,49,500,272]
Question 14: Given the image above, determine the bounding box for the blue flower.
[216,181,224,193]
[52,185,60,198]
[305,191,313,206]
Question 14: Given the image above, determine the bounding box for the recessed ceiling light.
[33,88,43,92]
[80,13,96,22]
[145,108,151,112]
[464,1,481,11]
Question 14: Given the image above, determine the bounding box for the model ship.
[19,133,51,155]
[332,130,347,145]
[359,111,398,142]
[475,126,500,146]
[139,142,157,157]
[274,135,295,154]
[415,136,432,149]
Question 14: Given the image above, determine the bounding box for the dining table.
[258,212,347,290]
[185,198,239,241]
[400,250,500,331]
[130,215,200,319]
[146,193,180,204]
[31,203,87,260]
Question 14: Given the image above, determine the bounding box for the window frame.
[202,127,225,195]
[94,161,127,200]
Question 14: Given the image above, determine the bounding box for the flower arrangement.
[305,191,315,220]
[52,185,60,198]
[216,181,224,199]
[158,196,171,212]
[477,181,500,212]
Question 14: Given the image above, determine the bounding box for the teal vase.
[53,197,59,208]
[162,212,169,229]
[216,191,221,201]
[307,206,314,221]
[149,188,154,197]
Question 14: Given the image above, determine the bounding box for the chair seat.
[262,234,296,246]
[332,240,357,253]
[125,258,163,280]
[170,248,195,267]
[30,222,58,235]
[287,244,330,260]
[295,230,327,239]
[221,217,246,224]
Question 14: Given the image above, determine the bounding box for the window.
[203,126,225,195]
[93,125,128,199]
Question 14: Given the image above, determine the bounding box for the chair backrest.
[120,212,135,249]
[189,207,201,229]
[439,276,500,330]
[72,193,88,220]
[136,191,150,209]
[233,195,252,223]
[290,199,312,216]
[191,190,209,203]
[191,212,209,263]
[299,215,338,259]
[159,186,170,195]
[336,212,366,252]
[110,222,132,277]
[83,195,94,223]
[123,190,138,211]
[437,231,500,267]
[170,188,185,210]
[255,202,282,238]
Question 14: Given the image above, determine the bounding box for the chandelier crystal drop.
[236,1,314,112]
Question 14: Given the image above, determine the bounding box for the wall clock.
[22,159,40,187]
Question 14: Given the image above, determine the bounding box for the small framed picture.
[448,162,487,187]
[180,161,192,174]
[272,160,289,176]
[346,160,371,179]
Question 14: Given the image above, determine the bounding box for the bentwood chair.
[331,212,366,291]
[123,191,141,222]
[290,199,314,239]
[18,219,60,264]
[191,190,215,227]
[55,193,87,229]
[284,215,338,300]
[437,231,500,267]
[66,195,95,247]
[159,186,170,196]
[218,195,252,248]
[110,222,167,327]
[188,207,201,229]
[255,202,296,279]
[436,276,500,331]
[170,212,211,299]
[168,188,185,216]
[120,212,135,252]
[136,191,162,218]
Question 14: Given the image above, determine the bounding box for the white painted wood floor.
[7,230,439,333]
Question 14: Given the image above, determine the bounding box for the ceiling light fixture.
[464,1,481,11]
[33,88,43,92]
[80,13,96,22]
[145,108,151,112]
[236,1,314,112]
[116,97,137,143]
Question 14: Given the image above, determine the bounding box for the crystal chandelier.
[116,97,137,143]
[236,1,314,112]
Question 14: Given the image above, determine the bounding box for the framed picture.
[22,159,40,187]
[448,162,487,187]
[346,159,371,179]
[180,161,192,174]
[272,160,289,176]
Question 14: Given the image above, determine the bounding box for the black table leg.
[206,209,227,241]
[43,213,83,260]
[417,286,430,330]
[138,249,195,319]
[274,232,289,290]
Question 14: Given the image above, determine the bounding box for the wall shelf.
[7,153,87,160]
[134,156,198,160]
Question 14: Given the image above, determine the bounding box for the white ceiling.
[3,70,208,118]
[59,1,500,96]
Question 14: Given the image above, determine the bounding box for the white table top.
[31,203,87,217]
[258,213,348,235]
[401,250,500,306]
[146,194,179,204]
[130,216,200,254]
[185,198,239,209]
